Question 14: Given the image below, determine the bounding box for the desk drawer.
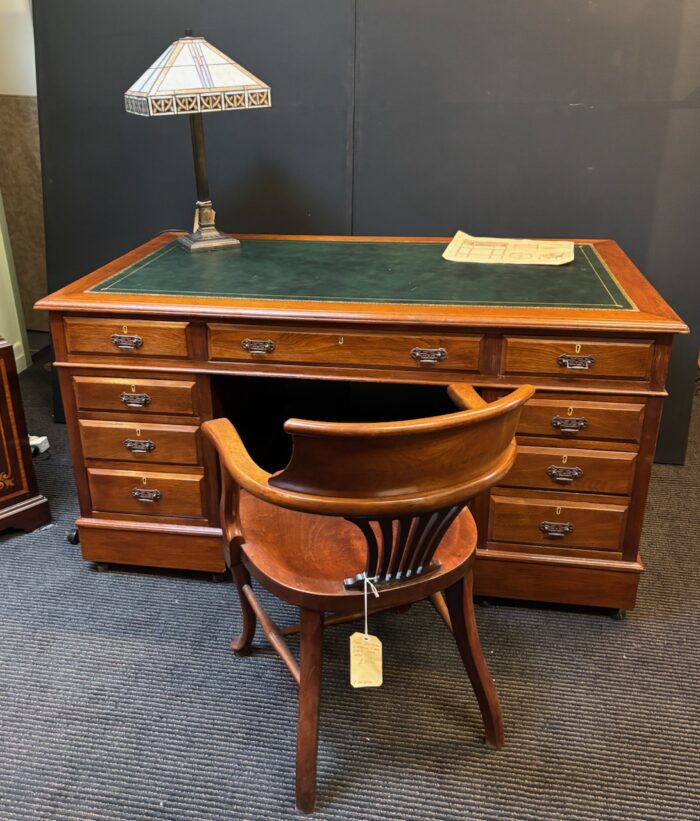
[503,446,637,495]
[490,494,627,551]
[88,467,204,518]
[517,396,645,442]
[73,376,198,417]
[503,337,653,379]
[79,420,200,465]
[208,324,481,372]
[64,318,190,359]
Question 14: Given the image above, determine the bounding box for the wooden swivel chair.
[202,383,534,812]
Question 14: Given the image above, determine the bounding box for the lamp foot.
[178,200,240,253]
[178,231,240,252]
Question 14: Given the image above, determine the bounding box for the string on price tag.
[350,573,383,688]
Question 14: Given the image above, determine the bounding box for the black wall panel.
[34,0,356,287]
[34,0,698,461]
[352,0,699,462]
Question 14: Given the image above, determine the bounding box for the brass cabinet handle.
[131,487,161,503]
[539,520,574,538]
[123,438,156,454]
[410,346,447,365]
[546,465,583,483]
[557,353,595,370]
[111,333,143,350]
[551,415,588,433]
[119,392,151,408]
[241,338,276,355]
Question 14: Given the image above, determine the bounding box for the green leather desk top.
[90,238,635,311]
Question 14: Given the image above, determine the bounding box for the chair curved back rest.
[203,384,533,589]
[269,385,533,517]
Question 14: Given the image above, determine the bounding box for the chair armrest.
[201,418,273,497]
[447,383,488,410]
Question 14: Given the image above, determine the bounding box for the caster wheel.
[66,527,80,545]
[611,608,627,621]
[93,562,111,573]
[210,572,228,583]
[474,596,492,607]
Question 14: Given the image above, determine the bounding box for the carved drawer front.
[73,376,198,416]
[79,420,200,465]
[87,467,204,518]
[517,396,645,442]
[503,446,637,495]
[64,318,190,359]
[490,494,627,551]
[503,337,653,380]
[208,323,482,372]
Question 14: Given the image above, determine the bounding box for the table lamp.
[124,32,271,252]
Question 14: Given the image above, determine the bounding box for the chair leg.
[445,571,505,749]
[230,563,256,655]
[296,608,324,812]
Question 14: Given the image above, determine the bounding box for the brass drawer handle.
[111,333,143,350]
[123,438,156,454]
[546,465,583,483]
[551,415,588,433]
[241,338,276,355]
[131,487,161,503]
[540,520,574,538]
[410,346,447,365]
[119,392,151,408]
[557,353,595,370]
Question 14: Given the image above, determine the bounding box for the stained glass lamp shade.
[125,33,271,252]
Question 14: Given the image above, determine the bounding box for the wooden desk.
[36,234,687,609]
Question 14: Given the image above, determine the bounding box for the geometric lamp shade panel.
[125,35,271,117]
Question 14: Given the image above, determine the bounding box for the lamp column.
[178,111,240,252]
[190,111,211,203]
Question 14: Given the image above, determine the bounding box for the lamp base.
[178,231,241,253]
[178,200,240,253]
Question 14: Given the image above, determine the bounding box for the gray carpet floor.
[1,359,699,821]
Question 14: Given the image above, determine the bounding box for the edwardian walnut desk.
[36,234,687,610]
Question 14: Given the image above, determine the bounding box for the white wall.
[0,0,35,370]
[0,0,36,96]
[0,191,30,371]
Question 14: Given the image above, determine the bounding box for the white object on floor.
[29,435,50,455]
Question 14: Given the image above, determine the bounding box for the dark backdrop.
[33,0,699,463]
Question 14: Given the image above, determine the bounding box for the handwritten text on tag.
[350,631,383,688]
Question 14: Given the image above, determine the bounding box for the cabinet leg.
[66,527,80,545]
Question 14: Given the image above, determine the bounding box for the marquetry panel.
[0,354,30,504]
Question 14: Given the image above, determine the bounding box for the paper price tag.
[350,631,383,688]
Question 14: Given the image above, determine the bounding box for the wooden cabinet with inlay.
[36,234,688,610]
[0,338,51,533]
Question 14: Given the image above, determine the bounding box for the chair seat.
[239,491,478,611]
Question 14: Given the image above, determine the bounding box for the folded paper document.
[443,231,574,265]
